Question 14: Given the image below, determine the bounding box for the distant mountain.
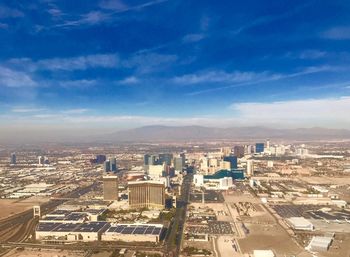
[100,125,350,142]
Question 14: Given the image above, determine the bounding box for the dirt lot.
[0,197,48,220]
[224,193,312,257]
[298,176,350,186]
[2,248,86,257]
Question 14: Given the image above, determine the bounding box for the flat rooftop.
[105,224,163,236]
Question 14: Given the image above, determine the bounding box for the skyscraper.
[148,155,157,165]
[103,175,119,201]
[174,157,184,172]
[223,156,238,169]
[233,145,245,158]
[144,154,150,165]
[109,157,117,172]
[38,156,45,165]
[159,153,173,165]
[128,181,165,209]
[104,160,111,172]
[246,160,254,176]
[255,143,265,153]
[10,153,16,165]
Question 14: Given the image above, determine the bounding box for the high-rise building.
[109,158,117,172]
[221,147,231,157]
[103,175,119,201]
[148,155,157,165]
[104,160,111,172]
[246,160,254,176]
[128,181,165,209]
[266,139,270,150]
[233,145,245,158]
[159,153,173,165]
[38,156,45,165]
[10,153,16,165]
[96,155,107,164]
[255,143,265,153]
[223,156,238,169]
[174,157,184,172]
[144,154,150,165]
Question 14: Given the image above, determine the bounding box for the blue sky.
[1,0,350,134]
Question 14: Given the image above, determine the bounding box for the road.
[165,173,193,257]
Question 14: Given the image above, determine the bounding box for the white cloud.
[0,66,36,88]
[11,107,45,113]
[58,80,97,88]
[62,108,89,114]
[0,23,8,29]
[322,26,350,40]
[37,54,119,70]
[0,5,23,18]
[182,33,205,43]
[123,53,178,73]
[99,0,128,11]
[119,76,139,84]
[299,50,327,59]
[230,96,350,127]
[185,65,344,95]
[174,70,269,85]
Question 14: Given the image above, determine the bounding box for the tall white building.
[246,160,254,176]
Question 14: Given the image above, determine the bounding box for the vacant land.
[2,248,86,257]
[0,197,48,220]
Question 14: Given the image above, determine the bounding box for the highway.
[165,173,193,257]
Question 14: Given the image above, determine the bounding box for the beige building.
[128,181,165,209]
[103,175,118,201]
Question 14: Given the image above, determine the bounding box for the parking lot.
[186,221,234,235]
[190,190,224,203]
[272,204,318,218]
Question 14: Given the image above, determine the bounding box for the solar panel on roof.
[134,227,147,234]
[145,227,154,234]
[152,228,161,235]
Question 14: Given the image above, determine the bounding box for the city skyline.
[1,0,350,137]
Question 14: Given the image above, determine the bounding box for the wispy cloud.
[185,65,345,95]
[0,23,8,29]
[286,49,327,60]
[57,0,169,27]
[99,0,128,11]
[62,108,89,114]
[9,54,119,71]
[119,76,139,85]
[0,66,36,88]
[0,5,24,18]
[58,80,97,88]
[322,26,350,40]
[182,33,206,43]
[11,107,46,113]
[174,70,270,85]
[231,2,311,36]
[123,53,178,73]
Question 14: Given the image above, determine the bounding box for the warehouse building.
[306,235,333,252]
[35,222,110,243]
[102,223,163,243]
[286,217,314,231]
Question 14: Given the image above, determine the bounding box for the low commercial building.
[306,235,333,252]
[286,217,314,231]
[102,223,163,242]
[35,222,110,243]
[253,250,275,257]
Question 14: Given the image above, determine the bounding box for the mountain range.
[100,125,350,142]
